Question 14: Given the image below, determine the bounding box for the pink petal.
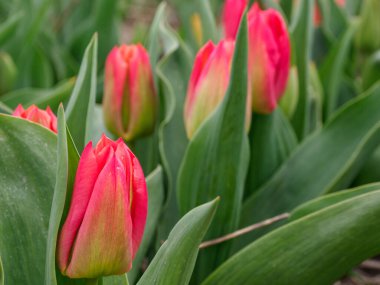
[222,0,248,39]
[57,142,100,274]
[127,148,148,258]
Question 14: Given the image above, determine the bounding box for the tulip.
[57,135,147,278]
[247,3,291,113]
[184,40,251,139]
[222,0,247,39]
[12,104,57,133]
[103,44,157,142]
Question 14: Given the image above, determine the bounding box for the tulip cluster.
[54,1,291,278]
[184,0,291,137]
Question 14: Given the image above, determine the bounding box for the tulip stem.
[199,213,290,249]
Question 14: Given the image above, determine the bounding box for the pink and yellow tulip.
[184,40,251,139]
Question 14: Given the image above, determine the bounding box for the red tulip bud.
[184,40,251,139]
[57,135,148,278]
[12,104,57,133]
[103,44,157,142]
[247,3,291,114]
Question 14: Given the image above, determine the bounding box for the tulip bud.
[0,52,17,95]
[57,135,148,278]
[279,66,299,119]
[355,0,380,53]
[103,44,157,142]
[184,40,251,139]
[248,3,291,114]
[222,0,248,39]
[12,104,57,133]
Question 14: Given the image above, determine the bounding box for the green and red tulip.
[184,39,251,139]
[57,135,148,278]
[103,44,157,142]
[247,3,290,114]
[12,104,57,133]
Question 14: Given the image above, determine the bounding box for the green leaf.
[137,199,219,285]
[245,109,297,197]
[238,83,380,248]
[128,166,165,284]
[320,24,355,119]
[318,0,348,40]
[1,79,75,111]
[66,34,98,152]
[0,12,23,46]
[362,50,380,92]
[177,13,249,280]
[16,44,54,89]
[279,0,293,20]
[290,0,314,139]
[45,106,80,285]
[291,182,380,221]
[0,256,4,285]
[0,114,57,285]
[150,3,192,242]
[93,0,119,67]
[203,190,380,285]
[353,146,380,185]
[156,47,191,240]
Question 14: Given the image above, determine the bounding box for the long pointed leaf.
[137,199,219,285]
[66,34,97,152]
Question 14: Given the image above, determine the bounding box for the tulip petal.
[46,106,58,133]
[123,44,156,141]
[222,0,248,39]
[103,47,128,136]
[12,104,24,117]
[57,142,100,274]
[128,149,148,258]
